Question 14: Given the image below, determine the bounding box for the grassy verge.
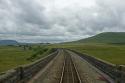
[0,45,52,73]
[49,43,125,65]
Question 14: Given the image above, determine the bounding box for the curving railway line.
[59,51,82,83]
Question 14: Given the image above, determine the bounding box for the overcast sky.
[0,0,125,43]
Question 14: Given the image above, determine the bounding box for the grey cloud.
[0,0,51,36]
[0,0,125,43]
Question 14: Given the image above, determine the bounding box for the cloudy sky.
[0,0,125,43]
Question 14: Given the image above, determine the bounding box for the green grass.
[0,45,51,73]
[1,43,125,72]
[49,43,125,65]
[0,46,33,72]
[71,32,125,44]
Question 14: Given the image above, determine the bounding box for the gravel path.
[28,49,65,83]
[68,50,114,83]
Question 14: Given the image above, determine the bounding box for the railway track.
[59,51,82,83]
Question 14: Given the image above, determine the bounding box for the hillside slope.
[0,40,18,45]
[74,32,125,44]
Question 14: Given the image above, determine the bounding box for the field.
[0,43,125,73]
[49,43,125,65]
[0,45,51,73]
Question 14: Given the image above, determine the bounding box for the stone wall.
[70,50,125,83]
[0,49,58,83]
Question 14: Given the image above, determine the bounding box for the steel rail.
[59,51,82,83]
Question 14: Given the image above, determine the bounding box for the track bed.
[60,52,81,83]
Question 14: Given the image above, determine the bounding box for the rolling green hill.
[74,32,125,44]
[54,32,125,65]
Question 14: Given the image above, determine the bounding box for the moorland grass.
[0,45,50,72]
[49,43,125,65]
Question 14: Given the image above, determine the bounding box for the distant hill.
[72,32,125,44]
[0,40,19,45]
